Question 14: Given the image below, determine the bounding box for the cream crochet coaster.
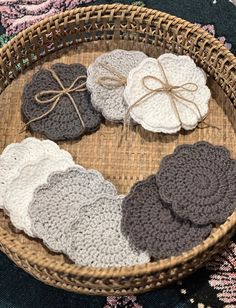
[87,49,147,122]
[4,156,74,237]
[156,141,236,225]
[0,137,73,210]
[67,195,150,268]
[122,175,212,259]
[29,167,118,252]
[124,54,211,133]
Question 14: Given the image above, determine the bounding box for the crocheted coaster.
[67,195,150,267]
[122,175,212,259]
[156,142,236,225]
[22,63,102,141]
[87,49,147,122]
[0,137,73,210]
[4,157,74,237]
[29,167,118,252]
[124,54,211,133]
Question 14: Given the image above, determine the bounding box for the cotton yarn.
[22,63,102,141]
[29,167,118,252]
[87,49,147,122]
[4,157,74,237]
[122,175,212,259]
[156,141,236,225]
[67,195,150,267]
[0,137,73,210]
[124,54,211,133]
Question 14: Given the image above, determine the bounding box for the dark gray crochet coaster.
[121,175,212,260]
[156,141,236,225]
[22,63,102,141]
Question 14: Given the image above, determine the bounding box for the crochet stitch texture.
[67,195,150,267]
[0,137,73,210]
[87,49,147,122]
[156,141,236,225]
[124,54,210,133]
[122,175,212,259]
[4,157,74,237]
[22,63,102,141]
[29,167,118,252]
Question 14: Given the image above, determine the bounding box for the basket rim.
[0,3,236,279]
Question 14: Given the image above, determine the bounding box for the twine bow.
[21,69,87,132]
[122,60,218,140]
[96,62,127,89]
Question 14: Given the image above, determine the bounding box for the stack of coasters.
[156,141,236,225]
[0,137,75,236]
[28,167,118,252]
[122,175,212,259]
[0,138,73,210]
[87,49,147,122]
[124,54,211,133]
[67,195,150,267]
[122,141,236,259]
[22,63,102,141]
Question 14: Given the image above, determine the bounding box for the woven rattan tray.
[0,4,236,296]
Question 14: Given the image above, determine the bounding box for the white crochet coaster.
[0,138,74,210]
[87,49,147,122]
[29,167,118,253]
[67,195,150,268]
[124,54,211,133]
[4,157,74,237]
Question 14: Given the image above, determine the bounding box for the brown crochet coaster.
[21,63,102,141]
[156,141,236,225]
[121,175,212,259]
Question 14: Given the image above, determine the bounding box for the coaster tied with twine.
[21,63,102,141]
[122,55,218,139]
[86,49,148,122]
[21,69,87,132]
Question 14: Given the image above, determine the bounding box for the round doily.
[22,63,102,141]
[156,141,236,225]
[121,175,212,259]
[4,157,74,237]
[29,167,118,252]
[87,49,147,122]
[67,195,150,267]
[124,54,211,133]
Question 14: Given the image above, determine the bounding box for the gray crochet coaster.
[87,49,147,122]
[67,195,150,268]
[28,166,117,253]
[156,141,236,225]
[22,63,102,141]
[121,175,212,259]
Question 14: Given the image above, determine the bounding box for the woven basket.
[0,4,236,296]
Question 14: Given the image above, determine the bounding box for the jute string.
[96,62,127,89]
[21,69,87,132]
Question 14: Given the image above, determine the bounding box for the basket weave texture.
[0,4,236,296]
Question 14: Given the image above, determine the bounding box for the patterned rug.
[0,1,235,307]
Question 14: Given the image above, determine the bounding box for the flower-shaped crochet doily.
[156,141,236,225]
[4,156,74,237]
[124,54,211,133]
[67,195,150,267]
[0,137,73,210]
[121,175,212,259]
[22,63,102,141]
[86,49,147,122]
[29,167,118,252]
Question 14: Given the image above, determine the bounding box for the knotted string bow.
[96,62,127,89]
[21,69,87,132]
